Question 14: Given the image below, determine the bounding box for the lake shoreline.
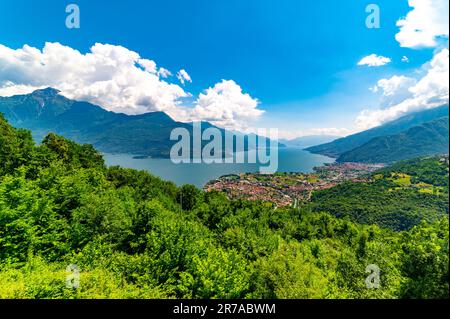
[103,147,336,188]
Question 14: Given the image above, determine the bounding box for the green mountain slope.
[337,117,449,163]
[306,105,449,158]
[0,88,280,157]
[0,88,187,157]
[0,115,448,299]
[307,156,449,231]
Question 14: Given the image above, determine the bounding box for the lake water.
[103,148,335,188]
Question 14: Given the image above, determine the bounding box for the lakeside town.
[204,162,386,207]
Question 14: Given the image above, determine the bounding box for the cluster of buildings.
[204,162,385,208]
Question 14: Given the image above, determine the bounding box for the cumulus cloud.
[395,0,449,48]
[0,42,265,131]
[177,69,192,85]
[158,67,172,78]
[276,128,352,140]
[375,75,416,97]
[372,75,418,108]
[0,82,47,97]
[358,54,391,67]
[356,48,449,130]
[191,80,264,130]
[309,127,353,137]
[0,42,189,116]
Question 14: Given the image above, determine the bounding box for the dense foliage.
[379,156,449,187]
[307,156,449,231]
[0,115,448,299]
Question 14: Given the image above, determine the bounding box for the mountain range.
[280,135,339,149]
[0,88,279,158]
[1,88,448,163]
[337,117,449,163]
[306,105,449,163]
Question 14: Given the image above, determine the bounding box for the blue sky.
[0,0,448,138]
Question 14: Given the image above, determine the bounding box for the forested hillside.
[0,89,282,158]
[307,155,449,231]
[0,88,194,158]
[0,114,448,299]
[306,105,449,158]
[336,117,449,163]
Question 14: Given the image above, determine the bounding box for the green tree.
[400,219,449,299]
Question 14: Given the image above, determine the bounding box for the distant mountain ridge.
[336,116,449,163]
[0,88,191,157]
[306,105,449,158]
[306,105,449,163]
[0,88,280,158]
[280,135,339,149]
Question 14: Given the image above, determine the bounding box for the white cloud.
[309,127,353,137]
[374,75,417,97]
[358,54,391,67]
[410,48,449,99]
[395,0,449,48]
[276,127,353,140]
[137,58,157,73]
[356,48,449,130]
[0,82,47,96]
[0,43,265,131]
[158,67,172,78]
[0,42,189,116]
[191,80,264,130]
[0,42,354,136]
[177,69,192,85]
